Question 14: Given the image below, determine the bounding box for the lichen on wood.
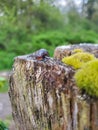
[9,45,98,130]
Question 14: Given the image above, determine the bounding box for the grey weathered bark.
[54,44,98,60]
[9,44,98,130]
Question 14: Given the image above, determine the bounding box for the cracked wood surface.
[9,45,98,130]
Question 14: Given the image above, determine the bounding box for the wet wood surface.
[9,45,98,130]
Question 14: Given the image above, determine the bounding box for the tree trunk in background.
[86,0,95,20]
[9,44,98,130]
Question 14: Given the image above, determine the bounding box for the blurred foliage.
[0,120,8,130]
[0,82,8,93]
[0,77,6,87]
[0,0,98,70]
[0,77,8,93]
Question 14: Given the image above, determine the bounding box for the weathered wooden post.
[9,44,98,130]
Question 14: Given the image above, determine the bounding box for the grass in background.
[0,77,8,93]
[0,83,8,93]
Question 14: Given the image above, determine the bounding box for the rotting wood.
[9,45,98,130]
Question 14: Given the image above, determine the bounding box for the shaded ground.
[0,93,16,130]
[0,93,12,119]
[0,71,16,130]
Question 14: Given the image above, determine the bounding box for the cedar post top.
[54,44,98,60]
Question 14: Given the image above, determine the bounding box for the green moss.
[62,52,95,69]
[74,59,98,97]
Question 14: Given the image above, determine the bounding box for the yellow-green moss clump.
[72,48,83,53]
[62,52,95,69]
[74,59,98,97]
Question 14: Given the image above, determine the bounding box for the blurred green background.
[0,0,98,70]
[0,0,98,129]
